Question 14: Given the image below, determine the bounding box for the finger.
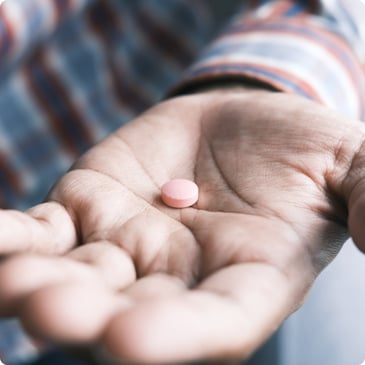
[13,263,293,363]
[0,254,102,316]
[19,282,131,343]
[0,202,77,254]
[66,241,136,290]
[345,176,365,253]
[101,263,297,364]
[347,185,365,252]
[121,273,186,299]
[0,242,136,316]
[330,127,365,253]
[15,274,185,346]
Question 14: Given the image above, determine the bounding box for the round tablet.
[161,179,199,208]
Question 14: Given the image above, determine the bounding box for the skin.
[0,89,365,364]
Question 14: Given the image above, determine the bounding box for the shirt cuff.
[171,2,365,120]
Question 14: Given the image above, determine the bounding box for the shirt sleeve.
[171,0,365,120]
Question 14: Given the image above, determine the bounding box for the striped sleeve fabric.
[172,0,365,120]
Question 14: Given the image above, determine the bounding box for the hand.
[0,89,364,364]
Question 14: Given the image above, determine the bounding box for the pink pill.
[161,179,199,208]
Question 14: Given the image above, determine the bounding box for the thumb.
[342,133,365,253]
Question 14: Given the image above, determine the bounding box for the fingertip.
[20,282,124,343]
[0,254,50,315]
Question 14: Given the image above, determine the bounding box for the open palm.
[0,89,364,364]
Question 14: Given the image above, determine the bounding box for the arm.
[171,0,365,119]
[0,2,365,365]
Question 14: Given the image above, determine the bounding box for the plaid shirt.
[0,0,364,363]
